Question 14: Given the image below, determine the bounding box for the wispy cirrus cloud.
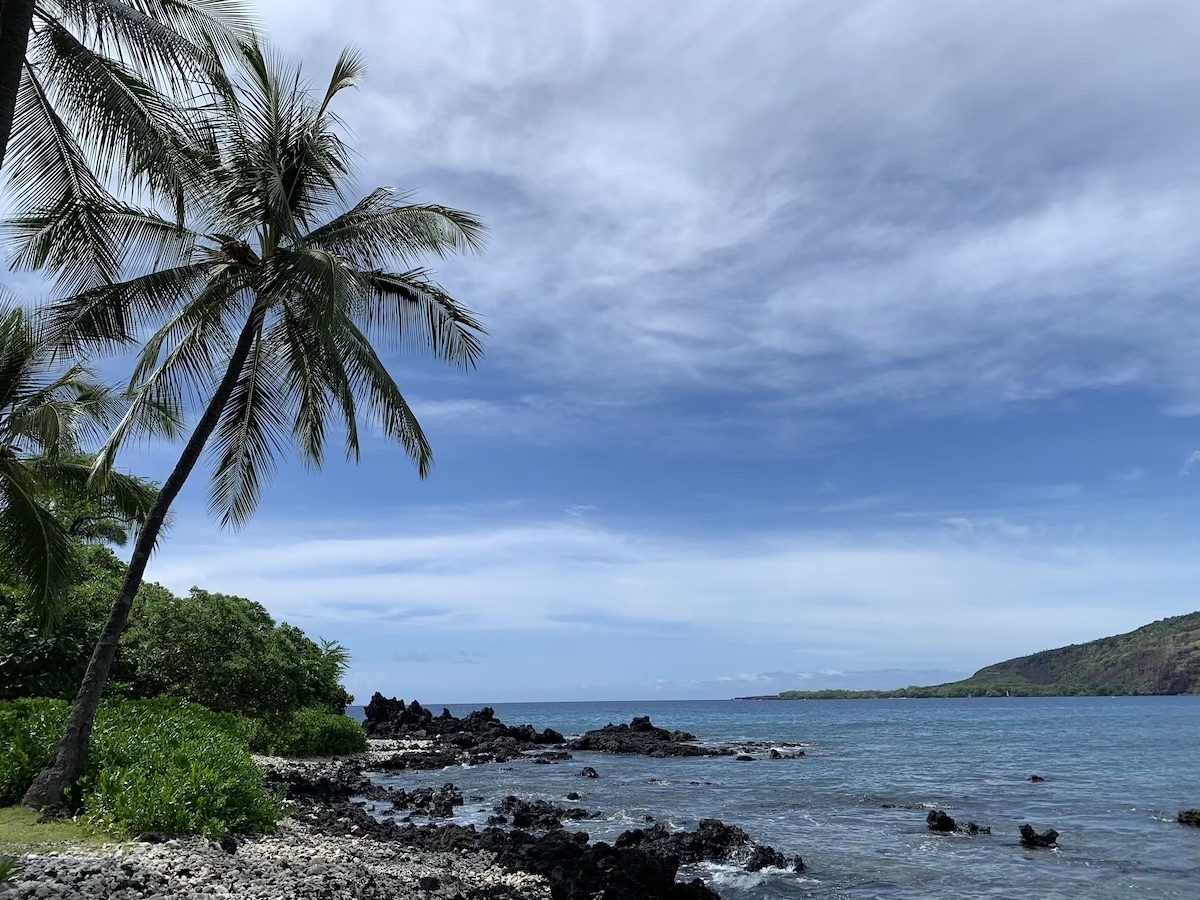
[149,506,1200,687]
[252,0,1200,450]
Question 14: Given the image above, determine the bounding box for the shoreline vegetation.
[741,610,1200,700]
[6,700,1198,899]
[2,703,815,900]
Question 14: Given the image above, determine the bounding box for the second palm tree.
[20,40,487,808]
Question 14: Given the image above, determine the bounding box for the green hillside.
[768,611,1200,699]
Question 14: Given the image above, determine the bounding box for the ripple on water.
[364,696,1200,900]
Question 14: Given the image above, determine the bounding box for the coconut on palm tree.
[0,301,163,628]
[18,39,487,809]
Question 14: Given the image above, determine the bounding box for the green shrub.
[0,698,285,838]
[82,698,286,837]
[243,707,367,757]
[2,545,354,719]
[0,856,23,888]
[0,698,70,805]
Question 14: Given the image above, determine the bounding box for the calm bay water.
[353,697,1200,899]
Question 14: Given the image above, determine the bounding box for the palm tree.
[0,301,164,628]
[36,455,161,544]
[0,0,255,295]
[19,40,487,809]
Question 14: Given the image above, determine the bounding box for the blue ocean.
[353,697,1200,899]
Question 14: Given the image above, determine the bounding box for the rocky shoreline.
[4,817,550,900]
[4,701,808,900]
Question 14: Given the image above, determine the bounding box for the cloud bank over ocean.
[120,1,1200,701]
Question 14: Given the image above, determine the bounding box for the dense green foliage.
[241,706,367,758]
[123,588,352,718]
[771,612,1200,699]
[0,545,161,699]
[82,700,285,836]
[0,698,69,806]
[0,303,164,628]
[0,698,285,836]
[0,543,352,717]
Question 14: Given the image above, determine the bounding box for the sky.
[39,0,1200,702]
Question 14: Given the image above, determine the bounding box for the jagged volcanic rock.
[493,796,600,830]
[294,798,806,899]
[1019,824,1059,848]
[363,694,565,745]
[614,819,804,873]
[569,716,730,758]
[362,694,567,769]
[925,810,990,835]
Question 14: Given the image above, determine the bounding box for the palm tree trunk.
[0,0,35,171]
[22,308,264,810]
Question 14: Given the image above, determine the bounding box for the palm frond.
[29,455,159,539]
[4,66,121,293]
[265,295,361,467]
[91,279,241,474]
[50,0,254,95]
[0,302,41,423]
[206,326,290,527]
[305,190,487,266]
[357,269,486,367]
[31,19,197,209]
[224,41,350,237]
[0,457,76,629]
[319,45,365,115]
[47,260,211,350]
[333,317,434,477]
[8,366,122,453]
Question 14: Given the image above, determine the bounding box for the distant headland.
[739,611,1200,700]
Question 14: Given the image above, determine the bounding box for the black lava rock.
[494,795,598,830]
[615,818,804,873]
[294,800,791,900]
[958,821,991,835]
[926,810,956,832]
[1019,824,1059,848]
[361,693,565,769]
[569,716,728,758]
[926,809,990,835]
[388,783,464,818]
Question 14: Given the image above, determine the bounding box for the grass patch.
[0,806,115,853]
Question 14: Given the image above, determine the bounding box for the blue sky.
[42,1,1200,702]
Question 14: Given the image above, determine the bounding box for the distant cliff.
[760,612,1200,700]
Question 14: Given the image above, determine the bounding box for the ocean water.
[353,697,1200,899]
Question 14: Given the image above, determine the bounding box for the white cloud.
[147,508,1200,671]
[941,516,1034,538]
[241,0,1200,443]
[1113,467,1146,483]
